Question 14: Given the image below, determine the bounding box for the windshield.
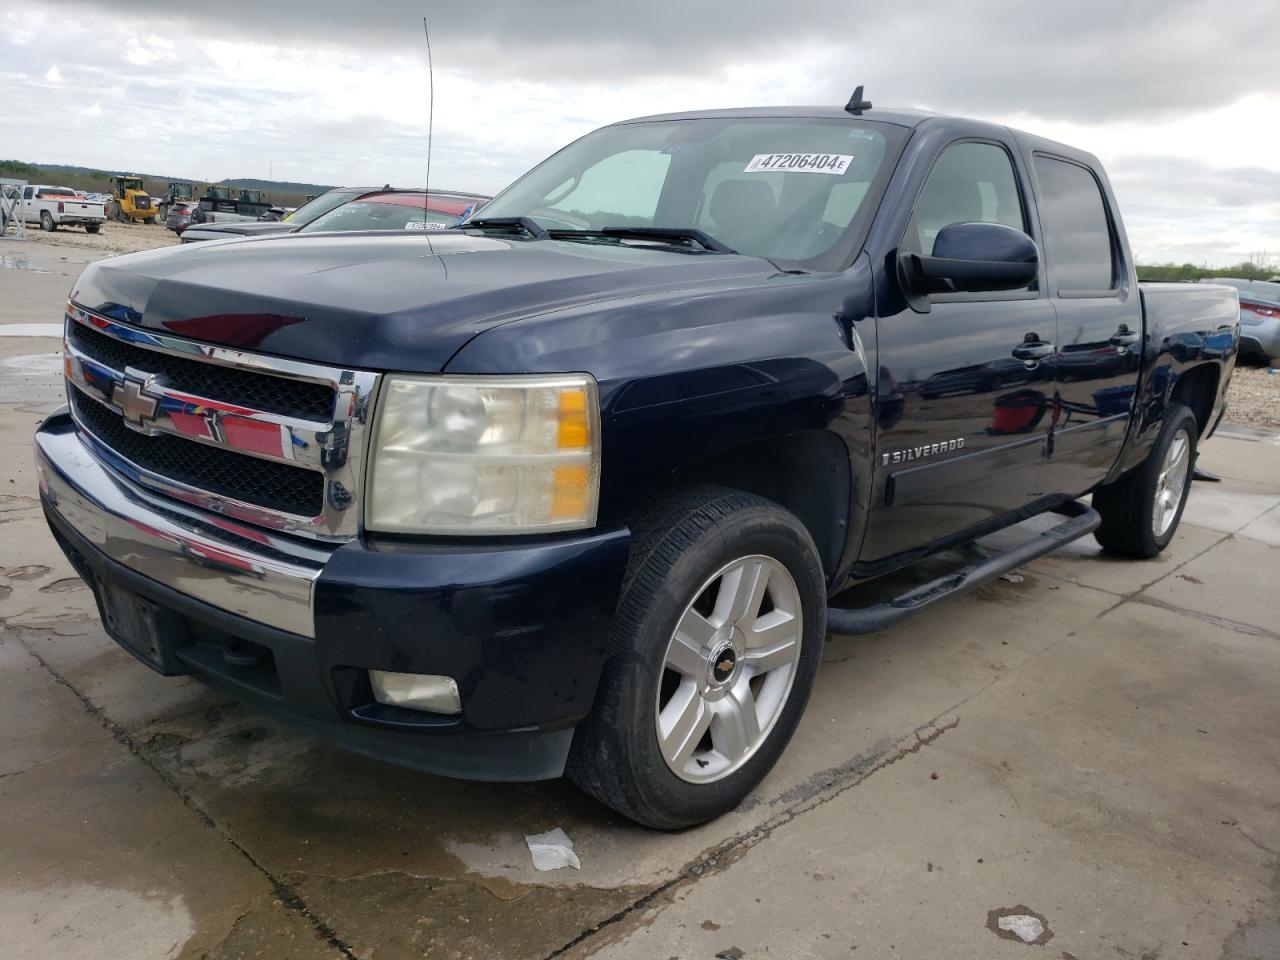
[282,189,356,224]
[474,117,903,268]
[297,196,464,234]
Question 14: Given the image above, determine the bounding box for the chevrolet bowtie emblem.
[112,377,159,426]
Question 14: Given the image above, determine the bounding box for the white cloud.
[3,1,1277,267]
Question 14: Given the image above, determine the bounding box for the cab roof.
[619,105,939,129]
[616,105,1096,170]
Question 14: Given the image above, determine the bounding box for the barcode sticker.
[404,221,447,230]
[744,153,854,175]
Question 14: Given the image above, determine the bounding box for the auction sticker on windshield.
[744,153,853,175]
[404,221,447,230]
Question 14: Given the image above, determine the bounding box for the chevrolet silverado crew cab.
[36,97,1239,829]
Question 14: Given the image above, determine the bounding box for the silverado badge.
[881,438,965,466]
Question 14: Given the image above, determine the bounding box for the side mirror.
[899,221,1039,298]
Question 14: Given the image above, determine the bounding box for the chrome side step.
[825,500,1101,636]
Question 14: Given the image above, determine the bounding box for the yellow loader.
[107,175,158,224]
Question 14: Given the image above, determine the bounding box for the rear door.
[1029,154,1141,495]
[863,137,1056,563]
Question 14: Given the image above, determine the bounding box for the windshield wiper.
[549,226,737,255]
[463,216,549,240]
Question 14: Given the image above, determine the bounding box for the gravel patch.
[1226,362,1280,431]
[9,222,180,256]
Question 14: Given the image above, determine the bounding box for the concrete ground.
[1,237,1278,960]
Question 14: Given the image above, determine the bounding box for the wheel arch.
[1169,362,1221,437]
[649,429,852,583]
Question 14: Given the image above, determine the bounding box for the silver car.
[1206,278,1280,360]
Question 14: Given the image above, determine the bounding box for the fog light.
[369,670,461,715]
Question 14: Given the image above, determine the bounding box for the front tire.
[40,211,56,232]
[1093,402,1198,558]
[568,486,826,829]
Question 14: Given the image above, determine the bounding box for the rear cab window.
[1032,155,1119,296]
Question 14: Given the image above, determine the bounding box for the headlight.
[366,374,601,534]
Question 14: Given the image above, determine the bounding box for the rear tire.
[85,224,101,234]
[40,211,56,232]
[1093,402,1198,558]
[567,486,826,829]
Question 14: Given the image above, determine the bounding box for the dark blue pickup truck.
[36,97,1239,828]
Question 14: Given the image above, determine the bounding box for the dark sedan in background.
[179,187,487,243]
[165,201,201,234]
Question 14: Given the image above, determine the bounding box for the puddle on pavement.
[130,703,647,959]
[0,254,49,273]
[0,352,64,408]
[0,323,64,338]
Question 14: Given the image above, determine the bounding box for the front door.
[863,139,1055,563]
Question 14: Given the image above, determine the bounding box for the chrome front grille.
[62,303,380,540]
[68,322,335,419]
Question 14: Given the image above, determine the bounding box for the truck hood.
[184,221,296,238]
[71,231,777,372]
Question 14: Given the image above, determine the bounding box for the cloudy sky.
[2,0,1277,266]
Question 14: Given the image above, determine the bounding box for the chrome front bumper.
[35,413,332,637]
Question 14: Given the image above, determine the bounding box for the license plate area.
[95,578,186,675]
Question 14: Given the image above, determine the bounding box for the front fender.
[445,267,874,537]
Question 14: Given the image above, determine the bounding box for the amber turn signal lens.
[558,388,590,450]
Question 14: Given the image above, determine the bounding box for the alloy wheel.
[655,555,803,784]
[1153,428,1191,537]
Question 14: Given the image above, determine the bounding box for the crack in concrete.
[546,589,1138,959]
[1027,524,1231,600]
[16,637,360,960]
[195,896,268,960]
[1234,825,1280,858]
[538,716,960,960]
[1129,595,1280,641]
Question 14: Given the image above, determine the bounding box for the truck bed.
[1139,281,1239,361]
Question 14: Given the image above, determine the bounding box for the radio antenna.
[422,18,434,229]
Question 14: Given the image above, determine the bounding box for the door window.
[903,142,1026,259]
[1033,155,1116,294]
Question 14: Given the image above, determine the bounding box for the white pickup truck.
[18,185,107,233]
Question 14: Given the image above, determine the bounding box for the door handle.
[1011,340,1055,362]
[1109,330,1140,347]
